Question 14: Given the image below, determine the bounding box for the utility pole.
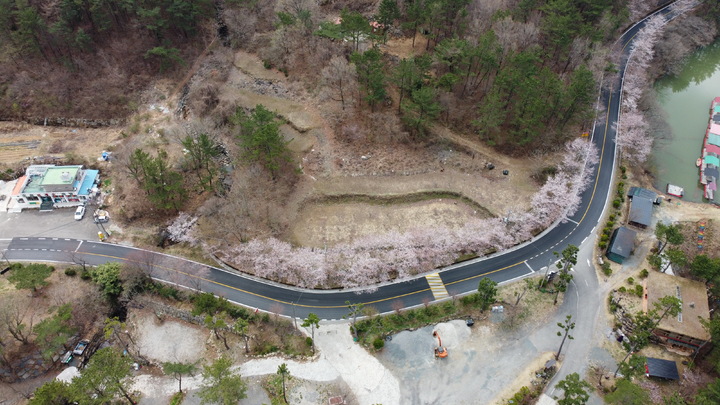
[541,256,554,288]
[293,290,304,330]
[1,250,11,267]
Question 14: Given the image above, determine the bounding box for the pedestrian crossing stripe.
[425,273,449,300]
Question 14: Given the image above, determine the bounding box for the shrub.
[612,198,621,208]
[156,285,182,300]
[258,343,279,355]
[170,392,184,405]
[600,234,609,242]
[626,277,634,285]
[508,386,534,405]
[64,268,77,276]
[305,337,313,347]
[460,294,478,307]
[608,295,618,313]
[373,337,385,350]
[606,220,615,228]
[618,286,627,293]
[602,262,612,276]
[620,166,626,174]
[639,269,649,279]
[635,285,644,297]
[609,213,616,221]
[80,270,92,280]
[598,241,607,249]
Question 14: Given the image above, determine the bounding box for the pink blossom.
[217,139,599,289]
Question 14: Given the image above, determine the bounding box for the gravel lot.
[132,314,208,364]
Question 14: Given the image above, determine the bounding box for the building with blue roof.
[11,165,100,211]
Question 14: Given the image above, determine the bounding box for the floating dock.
[700,97,720,202]
[667,184,684,198]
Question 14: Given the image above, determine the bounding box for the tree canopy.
[234,104,292,179]
[197,356,247,405]
[8,263,54,293]
[476,278,498,312]
[73,347,137,404]
[556,372,591,405]
[90,262,124,300]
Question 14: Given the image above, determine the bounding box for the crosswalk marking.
[425,273,449,300]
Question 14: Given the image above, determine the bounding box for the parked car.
[73,339,89,356]
[74,206,86,220]
[93,209,109,223]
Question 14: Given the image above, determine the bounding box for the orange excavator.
[433,331,448,358]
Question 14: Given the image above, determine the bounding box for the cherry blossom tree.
[215,137,598,289]
[617,14,666,163]
[166,212,199,245]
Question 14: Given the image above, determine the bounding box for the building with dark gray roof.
[628,197,653,229]
[645,358,679,380]
[627,187,660,204]
[606,227,637,264]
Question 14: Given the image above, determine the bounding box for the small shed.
[628,197,654,229]
[606,227,637,264]
[627,187,660,204]
[645,357,679,380]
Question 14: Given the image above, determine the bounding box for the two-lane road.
[2,2,688,320]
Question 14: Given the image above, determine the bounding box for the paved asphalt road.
[0,3,685,321]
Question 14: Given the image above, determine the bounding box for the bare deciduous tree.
[321,56,358,110]
[0,296,36,345]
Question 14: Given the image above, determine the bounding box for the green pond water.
[653,39,720,202]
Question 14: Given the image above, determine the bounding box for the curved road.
[1,3,685,321]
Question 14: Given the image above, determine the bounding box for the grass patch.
[170,391,184,405]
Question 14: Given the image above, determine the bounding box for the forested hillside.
[0,0,217,119]
[1,0,639,154]
[216,0,627,154]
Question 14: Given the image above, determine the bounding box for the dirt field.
[290,198,488,247]
[0,121,123,167]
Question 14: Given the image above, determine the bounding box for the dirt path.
[131,322,396,405]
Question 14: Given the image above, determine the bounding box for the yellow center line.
[79,251,430,309]
[578,91,612,223]
[78,86,617,309]
[78,84,616,310]
[73,27,639,310]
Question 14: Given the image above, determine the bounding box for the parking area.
[0,207,110,241]
[0,178,116,242]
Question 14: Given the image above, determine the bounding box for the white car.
[74,206,86,221]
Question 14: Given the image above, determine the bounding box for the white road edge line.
[524,261,534,273]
